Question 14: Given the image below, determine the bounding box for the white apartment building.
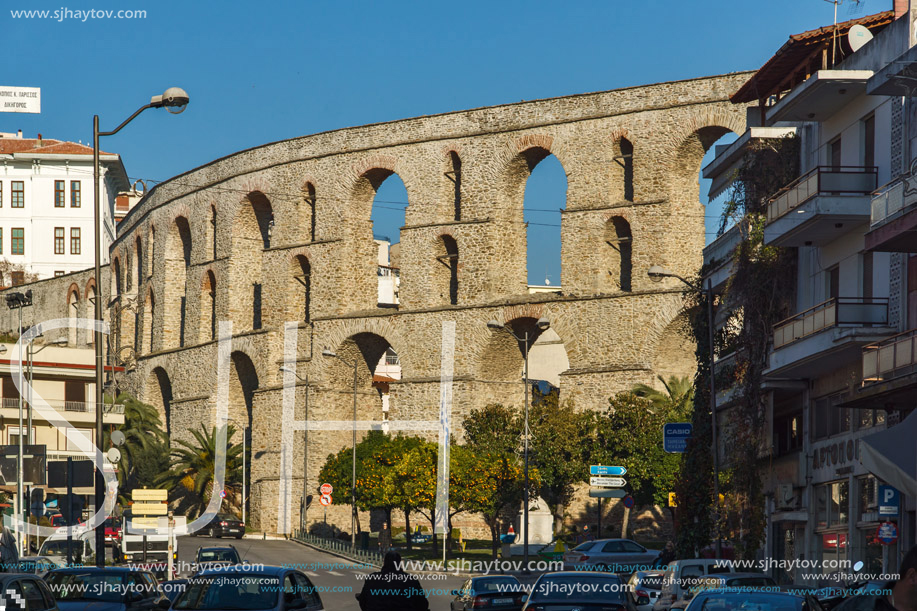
[704,6,917,584]
[0,132,128,282]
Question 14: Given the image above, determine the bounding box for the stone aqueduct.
[3,72,752,532]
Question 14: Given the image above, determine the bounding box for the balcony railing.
[870,180,906,227]
[862,328,917,384]
[773,297,888,349]
[0,398,124,414]
[767,166,878,223]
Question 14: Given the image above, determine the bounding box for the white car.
[563,538,660,573]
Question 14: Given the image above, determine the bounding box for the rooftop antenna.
[846,0,865,16]
[824,0,842,65]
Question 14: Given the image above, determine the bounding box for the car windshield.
[639,574,666,590]
[472,577,520,593]
[200,550,239,563]
[46,572,126,602]
[530,575,625,601]
[572,542,594,551]
[698,593,803,611]
[41,540,85,556]
[174,575,280,610]
[217,515,237,522]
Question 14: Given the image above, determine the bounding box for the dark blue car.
[46,566,170,611]
[172,566,324,611]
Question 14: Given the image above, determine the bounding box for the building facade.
[0,132,128,282]
[704,6,917,584]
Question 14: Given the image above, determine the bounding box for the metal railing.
[773,297,888,349]
[292,530,383,567]
[0,398,124,414]
[870,179,913,226]
[767,166,878,223]
[862,328,917,384]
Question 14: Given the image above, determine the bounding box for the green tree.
[102,393,169,502]
[156,424,243,519]
[462,404,519,456]
[593,392,681,510]
[317,432,425,540]
[527,389,591,534]
[632,376,694,418]
[452,448,537,559]
[385,441,439,548]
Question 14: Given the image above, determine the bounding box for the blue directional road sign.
[878,486,899,516]
[590,465,626,476]
[663,423,693,453]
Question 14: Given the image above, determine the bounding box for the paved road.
[177,535,467,610]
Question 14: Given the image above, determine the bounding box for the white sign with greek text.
[0,87,40,113]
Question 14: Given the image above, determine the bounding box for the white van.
[38,530,96,566]
[652,559,740,611]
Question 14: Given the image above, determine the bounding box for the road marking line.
[305,571,318,577]
[328,570,343,576]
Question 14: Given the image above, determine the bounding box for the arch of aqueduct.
[3,72,752,532]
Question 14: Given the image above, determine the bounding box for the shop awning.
[858,409,917,498]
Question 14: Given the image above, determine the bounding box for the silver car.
[628,571,667,611]
[563,538,660,573]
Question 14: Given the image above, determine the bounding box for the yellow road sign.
[132,489,168,501]
[668,492,677,507]
[132,502,168,515]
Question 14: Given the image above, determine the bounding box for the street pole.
[706,277,722,560]
[351,361,358,550]
[522,330,530,573]
[302,377,309,534]
[93,114,106,566]
[91,88,189,567]
[17,304,23,558]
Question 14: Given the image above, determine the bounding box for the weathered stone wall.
[1,72,752,534]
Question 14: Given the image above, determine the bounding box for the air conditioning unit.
[776,484,796,510]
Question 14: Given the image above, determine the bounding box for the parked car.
[628,571,667,611]
[0,573,60,610]
[194,514,245,539]
[563,538,660,573]
[523,571,636,611]
[46,566,171,611]
[653,558,740,611]
[17,556,61,577]
[173,566,324,611]
[105,517,123,544]
[684,589,824,611]
[450,575,527,610]
[161,579,190,603]
[672,572,778,610]
[817,580,889,610]
[192,546,242,575]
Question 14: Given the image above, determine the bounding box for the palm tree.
[156,424,243,519]
[102,393,169,502]
[632,375,694,418]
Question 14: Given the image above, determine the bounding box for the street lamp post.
[6,290,32,557]
[485,317,550,573]
[279,367,309,535]
[647,265,721,560]
[93,87,189,565]
[321,349,358,549]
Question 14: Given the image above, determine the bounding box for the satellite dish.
[111,430,126,446]
[848,24,873,52]
[107,447,122,463]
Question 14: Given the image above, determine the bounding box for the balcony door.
[64,380,85,411]
[830,137,842,169]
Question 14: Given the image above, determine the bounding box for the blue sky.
[4,0,892,284]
